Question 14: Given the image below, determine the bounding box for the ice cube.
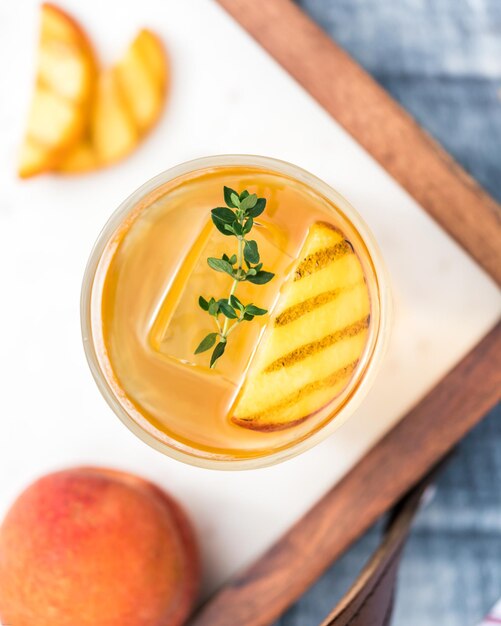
[148,218,292,384]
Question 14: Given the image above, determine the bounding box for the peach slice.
[55,137,97,173]
[0,467,200,626]
[92,68,140,165]
[57,29,168,173]
[18,3,96,178]
[231,222,371,431]
[116,29,167,132]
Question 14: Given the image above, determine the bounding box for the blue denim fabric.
[294,0,501,202]
[276,2,501,624]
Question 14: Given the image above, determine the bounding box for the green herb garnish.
[195,186,275,368]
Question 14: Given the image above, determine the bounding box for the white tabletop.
[1,0,500,598]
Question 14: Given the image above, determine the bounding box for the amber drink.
[82,156,390,468]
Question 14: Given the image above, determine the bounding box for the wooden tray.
[190,1,501,624]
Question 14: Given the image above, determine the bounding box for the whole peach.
[0,467,199,626]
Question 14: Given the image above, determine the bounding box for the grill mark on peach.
[264,316,370,372]
[294,240,353,281]
[234,360,359,425]
[274,283,362,327]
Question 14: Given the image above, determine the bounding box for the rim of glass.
[81,154,392,470]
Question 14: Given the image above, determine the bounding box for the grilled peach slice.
[91,68,139,165]
[55,138,97,173]
[18,3,96,178]
[116,29,167,132]
[232,222,371,431]
[58,29,167,173]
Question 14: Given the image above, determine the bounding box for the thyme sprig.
[195,186,274,368]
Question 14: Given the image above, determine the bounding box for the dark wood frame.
[191,1,501,624]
